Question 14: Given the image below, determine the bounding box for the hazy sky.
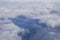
[0,0,60,2]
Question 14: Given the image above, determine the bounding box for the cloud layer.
[0,0,60,2]
[0,2,60,27]
[0,2,60,40]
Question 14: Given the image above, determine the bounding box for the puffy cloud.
[0,2,60,27]
[0,2,60,40]
[11,15,60,40]
[0,19,23,40]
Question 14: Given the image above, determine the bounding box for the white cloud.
[0,0,60,2]
[0,20,22,40]
[0,2,60,28]
[0,2,60,40]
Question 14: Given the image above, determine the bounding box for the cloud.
[0,2,60,27]
[0,0,60,2]
[0,19,23,40]
[11,15,60,40]
[0,2,60,40]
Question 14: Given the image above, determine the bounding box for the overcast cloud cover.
[0,0,60,40]
[0,0,60,2]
